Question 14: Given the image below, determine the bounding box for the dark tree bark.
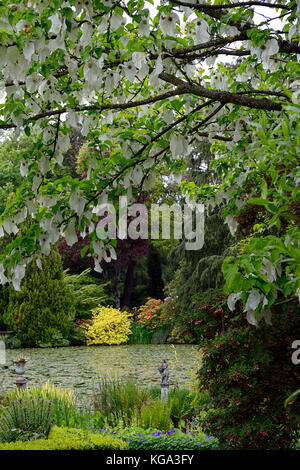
[147,245,164,300]
[114,265,121,309]
[121,260,136,308]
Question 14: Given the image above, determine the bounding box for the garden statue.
[158,358,169,403]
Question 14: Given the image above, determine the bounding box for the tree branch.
[170,0,293,11]
[159,72,285,110]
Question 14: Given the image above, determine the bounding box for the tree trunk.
[121,260,136,308]
[114,265,121,308]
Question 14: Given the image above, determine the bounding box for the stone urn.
[13,356,27,390]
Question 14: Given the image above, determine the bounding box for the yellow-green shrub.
[0,426,128,450]
[85,306,131,346]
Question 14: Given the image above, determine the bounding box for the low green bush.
[0,426,128,450]
[128,432,219,450]
[97,426,219,450]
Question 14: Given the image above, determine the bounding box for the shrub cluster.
[84,306,132,346]
[0,426,127,450]
[197,297,300,449]
[97,427,219,450]
[136,298,163,330]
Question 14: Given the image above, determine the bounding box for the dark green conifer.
[3,246,75,347]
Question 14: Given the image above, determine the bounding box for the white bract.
[69,190,88,217]
[160,12,179,36]
[139,17,150,36]
[193,18,210,43]
[170,134,189,159]
[48,12,62,35]
[225,215,238,236]
[227,292,242,312]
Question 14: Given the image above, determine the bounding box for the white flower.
[138,17,150,36]
[123,61,137,82]
[137,63,150,81]
[25,72,42,93]
[251,38,279,69]
[3,218,18,235]
[57,135,70,153]
[233,120,243,142]
[110,13,123,31]
[38,155,51,174]
[48,32,66,52]
[0,85,6,102]
[69,190,87,217]
[15,19,28,34]
[170,134,188,159]
[38,196,56,209]
[40,217,59,244]
[80,22,93,48]
[83,59,101,88]
[131,166,143,185]
[20,160,29,177]
[159,12,179,36]
[227,292,242,312]
[132,52,147,70]
[5,46,19,64]
[94,258,103,273]
[32,173,42,193]
[63,220,78,246]
[246,309,260,326]
[92,240,104,258]
[23,42,35,62]
[14,207,27,225]
[244,289,263,313]
[149,55,163,86]
[0,263,8,284]
[185,63,195,77]
[181,7,193,19]
[48,12,62,35]
[103,245,117,263]
[120,36,129,47]
[206,55,216,67]
[193,18,210,43]
[225,215,238,236]
[261,258,276,283]
[12,264,26,291]
[163,109,174,125]
[66,110,80,128]
[36,258,42,270]
[38,76,58,97]
[143,171,156,190]
[38,233,51,256]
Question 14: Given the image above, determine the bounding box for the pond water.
[0,344,201,408]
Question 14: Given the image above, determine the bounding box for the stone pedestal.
[161,385,169,404]
[14,360,27,390]
[15,375,27,390]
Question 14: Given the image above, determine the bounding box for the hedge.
[0,426,128,450]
